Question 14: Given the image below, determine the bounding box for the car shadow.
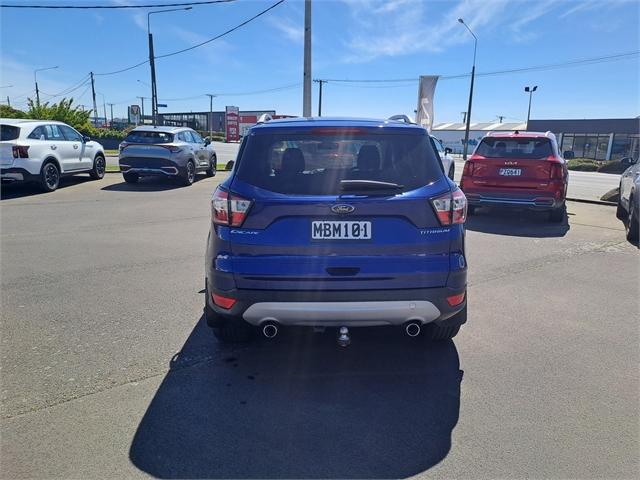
[101,175,206,192]
[465,206,570,237]
[0,175,94,200]
[129,316,462,479]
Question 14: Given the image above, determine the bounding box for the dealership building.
[153,110,279,136]
[432,117,639,161]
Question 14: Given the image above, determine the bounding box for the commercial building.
[432,118,639,161]
[156,110,276,134]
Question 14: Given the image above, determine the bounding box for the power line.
[320,50,640,85]
[93,0,285,76]
[39,74,92,99]
[1,0,235,9]
[155,0,285,59]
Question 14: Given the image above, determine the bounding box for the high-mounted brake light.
[310,128,367,135]
[431,188,467,225]
[12,145,29,158]
[212,187,253,227]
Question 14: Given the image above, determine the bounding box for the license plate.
[499,168,522,176]
[312,221,372,240]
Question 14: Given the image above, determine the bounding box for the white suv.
[0,119,106,192]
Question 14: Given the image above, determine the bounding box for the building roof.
[432,122,527,131]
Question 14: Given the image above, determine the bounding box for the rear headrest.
[357,145,380,171]
[281,148,305,173]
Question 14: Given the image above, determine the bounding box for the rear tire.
[182,160,196,186]
[549,204,566,223]
[39,161,59,192]
[427,305,465,341]
[626,195,639,241]
[89,155,106,180]
[206,155,217,177]
[123,172,139,184]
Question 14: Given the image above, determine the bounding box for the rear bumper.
[119,156,182,177]
[1,167,37,183]
[465,192,562,209]
[206,286,467,328]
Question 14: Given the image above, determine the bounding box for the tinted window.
[44,125,65,140]
[235,130,442,195]
[59,125,83,142]
[124,130,174,144]
[475,137,553,159]
[28,126,45,140]
[1,125,20,141]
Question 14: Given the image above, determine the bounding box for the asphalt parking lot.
[1,173,638,478]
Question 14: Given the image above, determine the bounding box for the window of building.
[561,134,574,155]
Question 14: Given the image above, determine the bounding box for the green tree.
[0,105,26,119]
[26,98,93,133]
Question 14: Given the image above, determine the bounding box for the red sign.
[225,106,240,142]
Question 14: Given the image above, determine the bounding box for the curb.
[567,197,616,207]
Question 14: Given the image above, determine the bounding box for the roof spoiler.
[388,114,415,124]
[257,113,273,124]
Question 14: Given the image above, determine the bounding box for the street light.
[524,85,538,128]
[206,94,217,140]
[147,6,192,126]
[34,66,59,106]
[458,18,477,161]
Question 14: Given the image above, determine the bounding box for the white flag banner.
[416,75,439,132]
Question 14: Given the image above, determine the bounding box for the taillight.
[549,163,563,180]
[212,293,237,309]
[462,161,474,177]
[431,188,467,225]
[160,145,182,153]
[12,146,29,158]
[211,187,253,227]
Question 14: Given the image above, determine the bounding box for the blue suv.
[205,117,468,344]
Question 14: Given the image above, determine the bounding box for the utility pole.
[461,111,467,123]
[497,115,504,123]
[302,0,312,117]
[90,72,98,127]
[102,95,107,127]
[6,96,10,107]
[108,103,115,126]
[34,66,58,107]
[206,94,216,139]
[314,79,326,116]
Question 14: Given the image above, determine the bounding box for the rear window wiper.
[340,179,404,191]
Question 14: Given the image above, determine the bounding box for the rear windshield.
[475,137,553,159]
[124,131,174,144]
[235,130,442,195]
[1,125,20,141]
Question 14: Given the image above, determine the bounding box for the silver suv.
[118,126,217,186]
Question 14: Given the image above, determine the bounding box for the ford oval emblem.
[331,204,355,214]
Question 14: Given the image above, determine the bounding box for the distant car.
[205,116,468,344]
[460,131,568,222]
[430,135,455,180]
[616,157,639,241]
[0,118,106,192]
[118,126,217,186]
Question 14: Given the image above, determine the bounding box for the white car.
[430,135,456,180]
[0,119,106,192]
[616,156,639,241]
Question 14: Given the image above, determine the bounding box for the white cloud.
[268,16,304,44]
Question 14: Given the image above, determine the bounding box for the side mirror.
[225,160,235,171]
[621,157,637,166]
[444,147,452,154]
[563,150,575,160]
[83,136,91,143]
[204,137,211,146]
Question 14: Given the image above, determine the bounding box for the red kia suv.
[460,131,568,222]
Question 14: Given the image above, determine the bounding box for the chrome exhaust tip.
[337,326,350,347]
[262,322,279,339]
[405,322,421,337]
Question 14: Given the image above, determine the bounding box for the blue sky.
[1,0,638,123]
